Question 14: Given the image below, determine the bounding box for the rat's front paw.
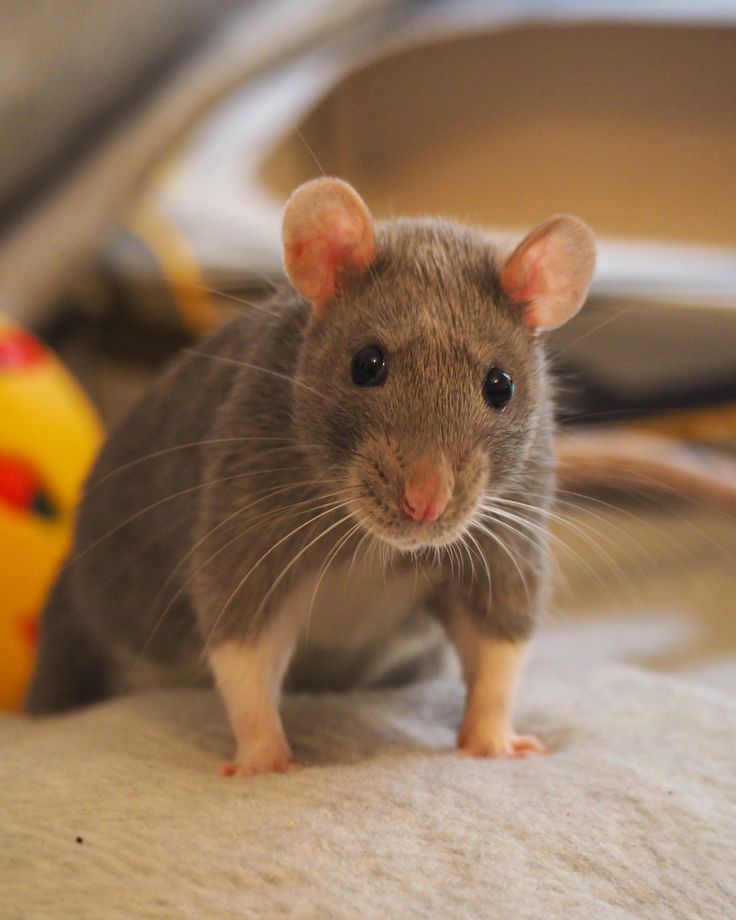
[219,738,301,778]
[458,728,547,760]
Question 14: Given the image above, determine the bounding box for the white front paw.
[458,723,547,760]
[219,735,301,778]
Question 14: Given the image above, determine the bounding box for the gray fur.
[27,217,555,714]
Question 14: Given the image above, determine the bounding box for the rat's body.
[28,179,595,775]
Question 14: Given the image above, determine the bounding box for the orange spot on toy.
[20,617,39,648]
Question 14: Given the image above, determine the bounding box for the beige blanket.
[2,501,735,919]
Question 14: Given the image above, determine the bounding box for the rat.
[26,177,596,777]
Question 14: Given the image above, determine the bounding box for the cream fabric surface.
[2,501,735,919]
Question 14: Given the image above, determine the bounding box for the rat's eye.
[351,346,386,387]
[483,366,514,410]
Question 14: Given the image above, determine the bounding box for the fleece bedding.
[2,500,735,919]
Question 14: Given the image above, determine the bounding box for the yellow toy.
[0,317,102,710]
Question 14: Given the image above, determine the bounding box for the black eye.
[483,366,514,410]
[351,346,386,387]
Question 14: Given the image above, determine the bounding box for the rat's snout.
[400,458,454,523]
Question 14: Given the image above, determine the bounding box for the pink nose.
[401,475,451,522]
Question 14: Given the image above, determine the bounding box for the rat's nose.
[401,472,451,522]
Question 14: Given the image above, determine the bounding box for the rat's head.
[282,178,595,551]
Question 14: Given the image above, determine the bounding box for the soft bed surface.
[2,505,735,919]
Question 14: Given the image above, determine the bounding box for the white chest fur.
[283,554,446,689]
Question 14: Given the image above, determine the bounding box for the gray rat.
[27,177,595,776]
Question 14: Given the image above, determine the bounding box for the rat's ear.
[500,215,595,332]
[282,177,375,312]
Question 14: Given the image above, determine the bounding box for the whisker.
[479,504,629,604]
[490,497,642,601]
[475,510,569,599]
[84,437,294,494]
[125,488,357,684]
[347,525,373,584]
[555,457,736,561]
[134,483,355,659]
[190,284,280,317]
[520,487,662,572]
[458,534,477,585]
[206,499,359,650]
[470,518,531,602]
[43,508,197,640]
[242,508,360,645]
[549,298,639,359]
[444,541,456,580]
[293,127,394,321]
[555,485,735,567]
[184,349,325,401]
[380,540,389,588]
[452,540,466,582]
[64,464,323,572]
[305,519,364,639]
[464,526,494,613]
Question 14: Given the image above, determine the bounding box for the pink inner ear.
[287,214,372,306]
[501,239,549,303]
[283,185,375,310]
[501,217,595,332]
[502,237,569,328]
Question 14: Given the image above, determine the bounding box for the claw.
[218,749,302,779]
[458,732,547,760]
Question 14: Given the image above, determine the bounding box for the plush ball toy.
[0,317,103,711]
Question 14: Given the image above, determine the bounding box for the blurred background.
[1,0,735,708]
[3,0,736,425]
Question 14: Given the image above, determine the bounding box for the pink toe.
[511,735,548,756]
